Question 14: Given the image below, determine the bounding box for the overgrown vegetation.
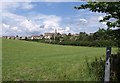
[110,52,120,81]
[85,51,120,82]
[85,56,105,81]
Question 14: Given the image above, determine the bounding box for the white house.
[31,35,43,40]
[44,33,54,39]
[20,36,26,40]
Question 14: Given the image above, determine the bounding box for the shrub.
[85,56,105,81]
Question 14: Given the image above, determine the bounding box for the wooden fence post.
[104,47,111,82]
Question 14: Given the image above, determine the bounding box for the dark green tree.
[75,2,120,81]
[78,32,88,41]
[75,2,120,47]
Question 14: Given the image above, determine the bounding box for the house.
[31,35,43,40]
[15,36,20,40]
[9,36,15,39]
[2,35,19,40]
[7,36,11,39]
[27,36,33,40]
[2,36,7,39]
[44,33,54,39]
[20,36,26,40]
[2,36,15,39]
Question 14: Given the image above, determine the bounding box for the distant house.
[2,36,7,39]
[2,36,15,39]
[31,35,43,40]
[2,35,19,40]
[44,33,54,39]
[20,36,26,40]
[27,36,33,40]
[15,36,20,40]
[7,36,11,39]
[9,36,15,39]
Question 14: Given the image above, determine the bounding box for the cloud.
[39,0,84,2]
[20,3,34,9]
[79,18,88,23]
[11,27,18,30]
[2,11,26,22]
[98,16,103,20]
[2,11,41,36]
[1,2,109,36]
[28,14,62,31]
[65,27,70,31]
[82,15,107,33]
[2,24,10,28]
[1,2,19,10]
[2,23,13,36]
[2,9,107,36]
[1,2,42,36]
[1,2,34,12]
[67,11,107,33]
[2,0,84,2]
[43,15,61,28]
[2,8,63,36]
[2,0,34,2]
[20,19,41,32]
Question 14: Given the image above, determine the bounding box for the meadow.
[2,39,117,81]
[0,38,2,82]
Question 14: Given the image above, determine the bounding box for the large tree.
[75,2,120,28]
[75,2,120,47]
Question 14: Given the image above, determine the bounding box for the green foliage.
[40,28,117,47]
[77,32,88,41]
[85,50,120,82]
[85,56,105,81]
[110,51,120,81]
[74,2,120,48]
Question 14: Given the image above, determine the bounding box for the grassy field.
[0,38,2,82]
[2,39,117,81]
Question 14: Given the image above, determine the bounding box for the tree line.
[30,28,117,47]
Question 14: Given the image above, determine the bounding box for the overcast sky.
[1,1,107,36]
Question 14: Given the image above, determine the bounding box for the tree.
[68,33,72,36]
[75,2,120,81]
[78,32,88,41]
[16,35,19,37]
[75,2,120,47]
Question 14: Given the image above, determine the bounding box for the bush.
[85,56,105,81]
[110,50,120,82]
[25,38,116,47]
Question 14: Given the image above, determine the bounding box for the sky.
[1,1,108,36]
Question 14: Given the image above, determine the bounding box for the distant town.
[2,29,93,42]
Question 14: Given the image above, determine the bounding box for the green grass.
[0,38,2,82]
[2,39,117,81]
